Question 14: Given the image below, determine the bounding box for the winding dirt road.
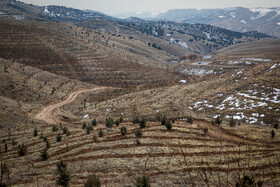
[35,87,112,124]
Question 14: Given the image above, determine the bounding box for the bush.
[229,119,236,127]
[87,125,93,134]
[187,116,193,124]
[98,129,103,137]
[271,130,275,139]
[236,174,255,187]
[119,116,123,123]
[57,134,62,142]
[34,128,38,137]
[120,126,127,136]
[132,116,140,124]
[92,118,97,126]
[134,129,142,138]
[115,119,120,126]
[46,138,50,149]
[105,117,114,128]
[203,128,208,134]
[18,144,27,157]
[57,160,70,187]
[82,123,87,129]
[84,174,101,187]
[216,116,223,125]
[41,147,49,161]
[136,175,150,187]
[161,115,167,126]
[139,119,146,129]
[136,139,141,146]
[273,123,279,129]
[11,139,17,146]
[63,127,69,135]
[53,125,59,132]
[165,120,172,131]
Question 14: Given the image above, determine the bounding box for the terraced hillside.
[0,107,279,186]
[0,17,181,88]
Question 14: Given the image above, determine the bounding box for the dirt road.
[35,87,111,124]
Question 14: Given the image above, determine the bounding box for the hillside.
[155,7,280,38]
[0,1,279,186]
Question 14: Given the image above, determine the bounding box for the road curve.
[35,87,112,124]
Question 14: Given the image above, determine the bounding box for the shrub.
[136,139,141,146]
[11,139,17,146]
[98,129,103,137]
[132,116,140,124]
[63,127,69,135]
[271,130,275,139]
[4,143,8,153]
[87,125,93,134]
[273,123,279,129]
[119,116,123,123]
[84,174,101,187]
[56,134,62,142]
[187,116,193,124]
[34,128,38,137]
[82,123,87,129]
[161,115,167,126]
[115,119,120,126]
[18,144,27,157]
[52,126,58,132]
[203,128,208,134]
[165,120,172,131]
[134,129,142,138]
[136,175,150,187]
[46,138,50,149]
[92,118,97,126]
[120,126,127,136]
[139,119,146,129]
[57,160,70,187]
[41,147,49,161]
[216,116,223,125]
[229,119,236,127]
[105,117,114,128]
[236,174,255,187]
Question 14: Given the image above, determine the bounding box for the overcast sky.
[20,0,280,15]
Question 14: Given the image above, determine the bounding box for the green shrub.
[105,117,114,128]
[229,119,236,127]
[134,129,142,138]
[57,160,70,187]
[56,134,62,142]
[41,147,49,161]
[98,129,103,137]
[132,116,140,124]
[187,116,193,124]
[203,128,208,134]
[84,174,101,187]
[136,175,150,187]
[139,119,146,129]
[136,139,141,146]
[119,116,123,123]
[82,123,87,129]
[161,115,167,126]
[52,125,59,132]
[115,119,120,126]
[34,128,38,137]
[18,144,27,157]
[236,174,255,187]
[92,118,97,126]
[271,130,275,139]
[165,120,172,131]
[120,126,127,136]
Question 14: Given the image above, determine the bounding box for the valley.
[0,0,279,186]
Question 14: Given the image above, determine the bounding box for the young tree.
[57,134,62,142]
[203,128,208,135]
[136,175,151,187]
[98,129,103,137]
[41,147,49,161]
[105,117,114,128]
[161,115,167,126]
[18,144,27,157]
[135,129,142,138]
[165,120,172,131]
[84,174,101,187]
[57,160,70,187]
[139,119,146,129]
[34,128,38,137]
[271,130,276,139]
[120,126,127,136]
[92,118,97,126]
[53,126,59,132]
[187,116,193,124]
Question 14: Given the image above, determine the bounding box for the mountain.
[114,11,160,19]
[155,7,280,38]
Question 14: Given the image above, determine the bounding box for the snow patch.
[83,114,89,119]
[240,20,247,24]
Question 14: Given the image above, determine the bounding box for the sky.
[20,0,280,15]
